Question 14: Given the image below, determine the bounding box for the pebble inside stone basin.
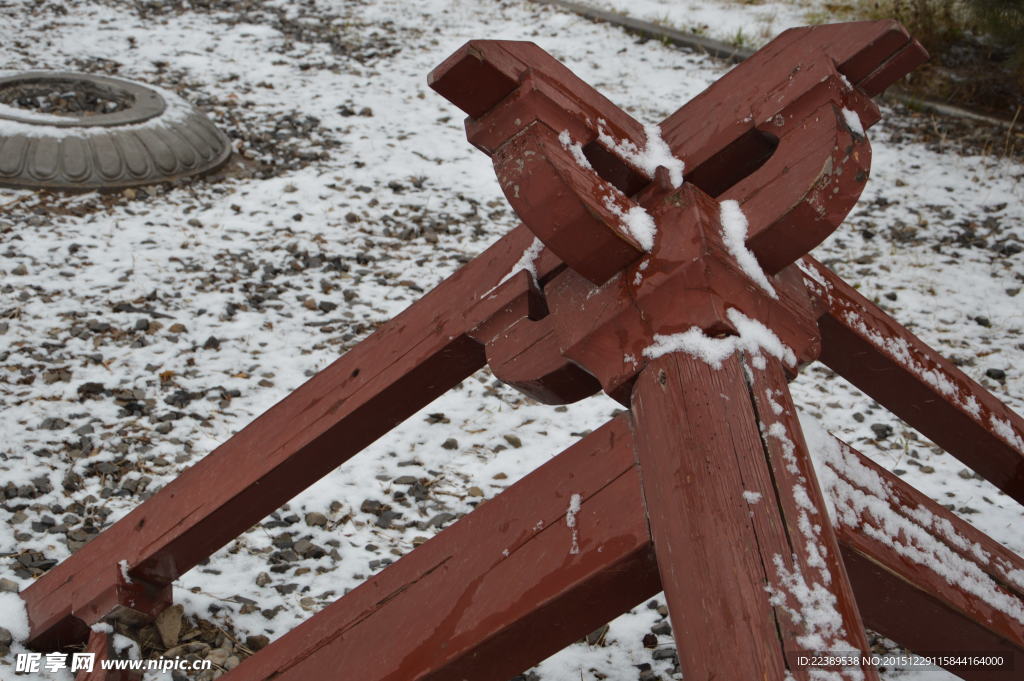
[0,71,231,190]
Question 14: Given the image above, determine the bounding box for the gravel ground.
[0,1,1022,680]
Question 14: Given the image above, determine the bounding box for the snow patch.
[118,559,133,584]
[800,413,1024,626]
[566,493,582,555]
[742,490,762,504]
[719,199,777,298]
[495,237,545,289]
[596,118,684,187]
[601,192,657,251]
[841,108,865,137]
[91,622,114,634]
[558,129,593,169]
[0,592,29,642]
[112,633,141,659]
[642,308,796,369]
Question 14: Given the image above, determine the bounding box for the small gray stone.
[650,621,672,636]
[304,512,328,527]
[870,423,893,439]
[293,539,325,558]
[652,646,677,660]
[429,512,456,528]
[0,578,19,593]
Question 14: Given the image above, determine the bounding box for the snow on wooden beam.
[799,256,1024,505]
[211,401,1021,681]
[802,418,1024,679]
[218,416,659,681]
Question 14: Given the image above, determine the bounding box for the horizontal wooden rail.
[800,256,1024,505]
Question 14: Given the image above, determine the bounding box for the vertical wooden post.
[631,352,878,680]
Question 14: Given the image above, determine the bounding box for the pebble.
[155,604,184,648]
[305,512,328,527]
[293,539,325,558]
[652,646,677,660]
[586,623,609,645]
[0,578,19,593]
[245,634,270,651]
[429,512,456,528]
[870,423,894,439]
[360,499,383,514]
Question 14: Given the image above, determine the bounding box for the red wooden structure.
[18,20,1024,681]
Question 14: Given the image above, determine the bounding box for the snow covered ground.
[584,0,846,49]
[0,0,1021,680]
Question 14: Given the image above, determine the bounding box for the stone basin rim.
[0,71,167,128]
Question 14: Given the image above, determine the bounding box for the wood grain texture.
[631,352,878,680]
[747,360,878,679]
[800,255,1024,504]
[491,120,644,283]
[220,417,659,681]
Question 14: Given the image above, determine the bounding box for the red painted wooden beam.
[799,256,1024,504]
[430,25,918,279]
[659,21,927,172]
[810,430,1024,679]
[630,352,878,681]
[212,405,1023,681]
[22,224,561,649]
[219,416,659,681]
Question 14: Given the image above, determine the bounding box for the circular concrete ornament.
[0,71,231,190]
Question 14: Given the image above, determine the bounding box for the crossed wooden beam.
[19,20,1024,681]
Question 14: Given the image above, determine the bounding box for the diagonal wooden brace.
[800,256,1024,504]
[218,371,1024,681]
[21,225,560,650]
[218,417,659,681]
[820,433,1024,680]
